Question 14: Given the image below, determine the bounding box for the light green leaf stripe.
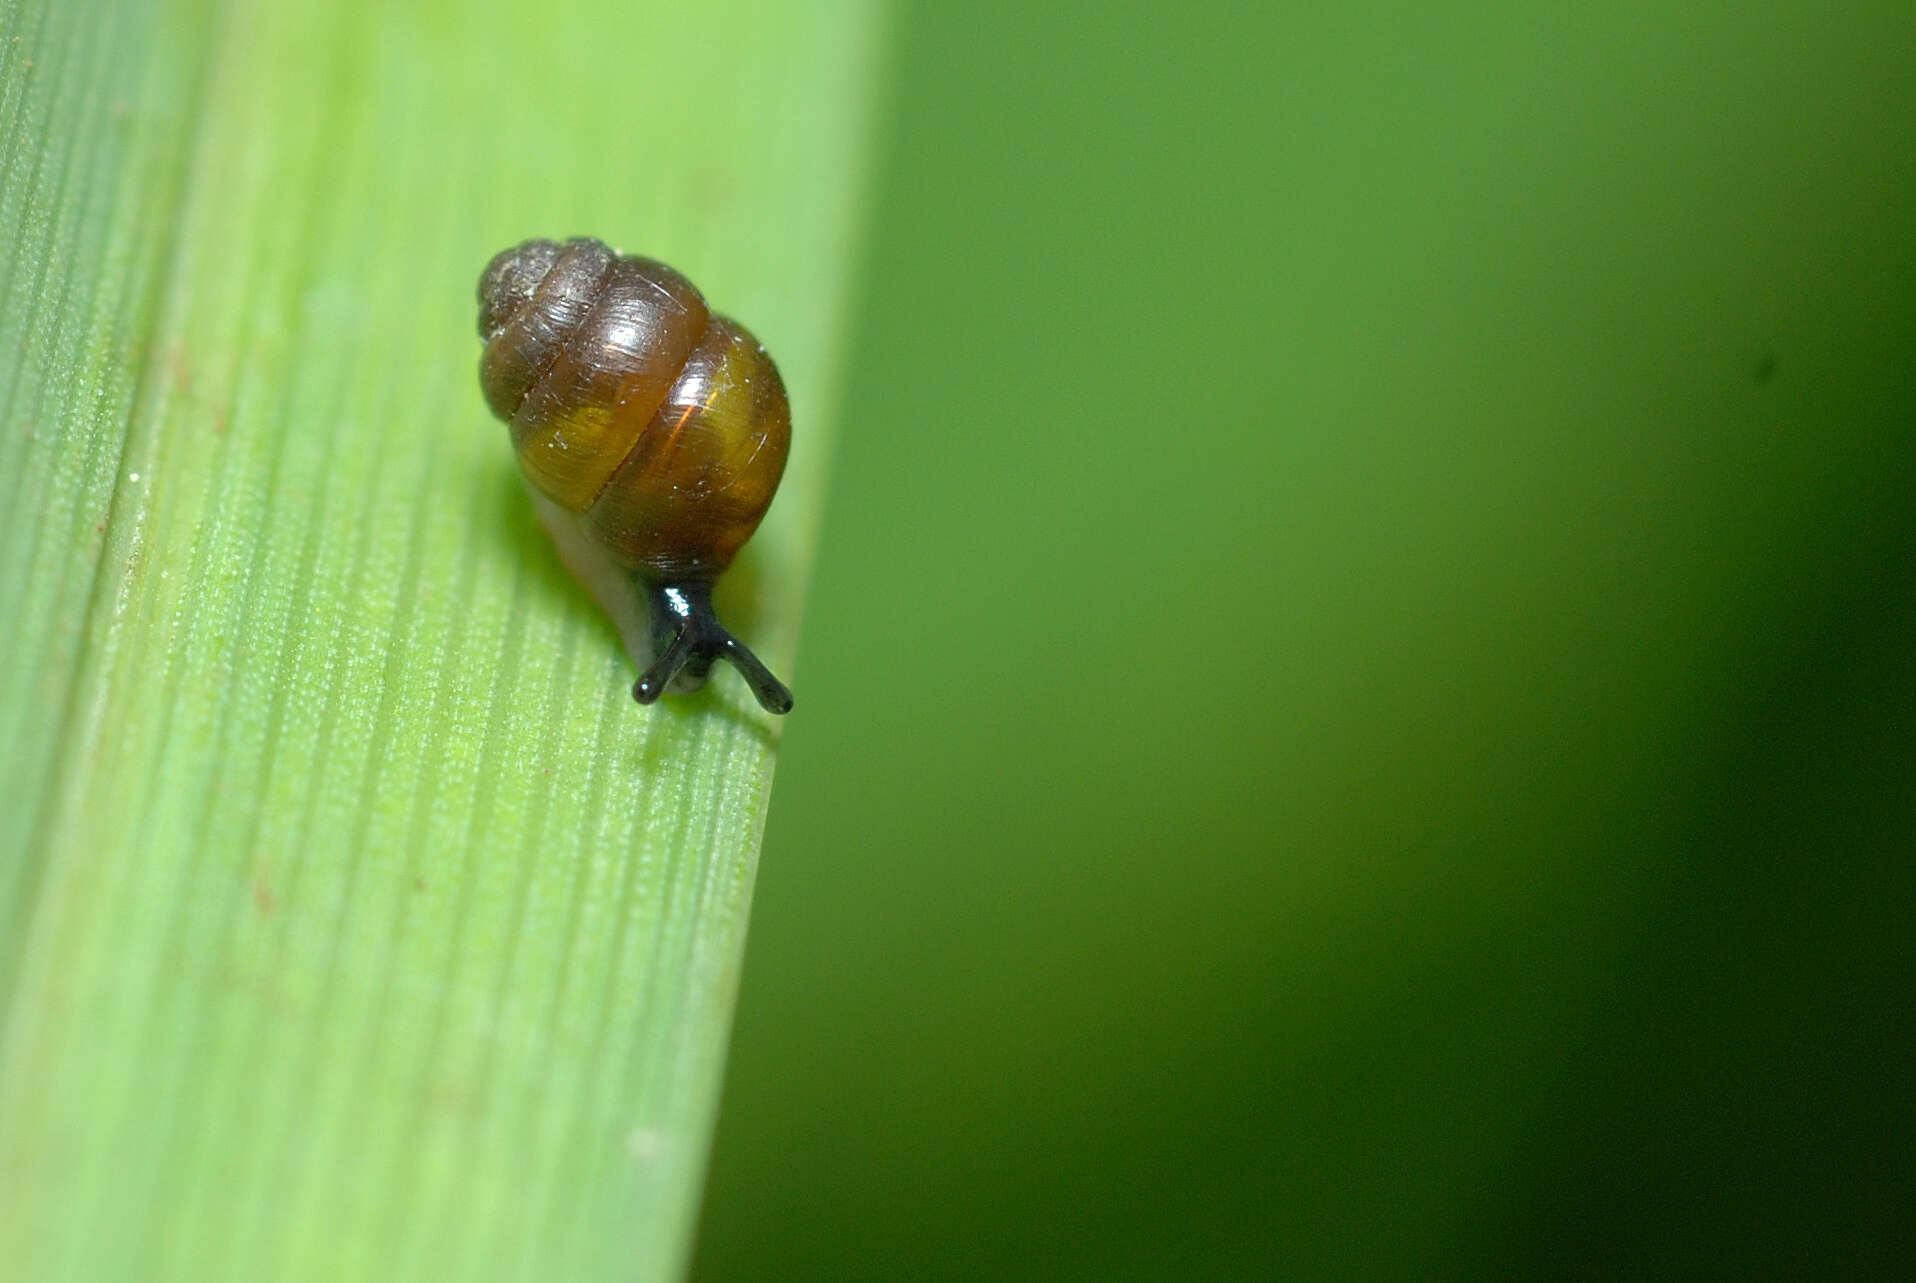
[0,2,882,1280]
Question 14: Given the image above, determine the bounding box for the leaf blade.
[0,2,882,1279]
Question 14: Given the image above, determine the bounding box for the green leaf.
[0,1,882,1279]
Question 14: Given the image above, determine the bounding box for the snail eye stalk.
[631,581,794,716]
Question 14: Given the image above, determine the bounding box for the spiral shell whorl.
[478,238,708,516]
[477,239,561,341]
[476,238,620,423]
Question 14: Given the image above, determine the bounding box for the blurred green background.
[695,2,1915,1279]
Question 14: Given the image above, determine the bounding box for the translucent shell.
[477,237,790,583]
[583,317,791,580]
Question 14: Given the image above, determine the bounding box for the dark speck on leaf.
[1752,350,1778,386]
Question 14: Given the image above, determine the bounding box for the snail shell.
[477,236,793,714]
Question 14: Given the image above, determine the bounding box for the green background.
[696,2,1914,1279]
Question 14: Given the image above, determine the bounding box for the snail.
[477,236,794,714]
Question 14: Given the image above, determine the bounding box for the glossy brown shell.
[477,237,790,582]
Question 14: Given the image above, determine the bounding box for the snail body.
[477,237,793,713]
